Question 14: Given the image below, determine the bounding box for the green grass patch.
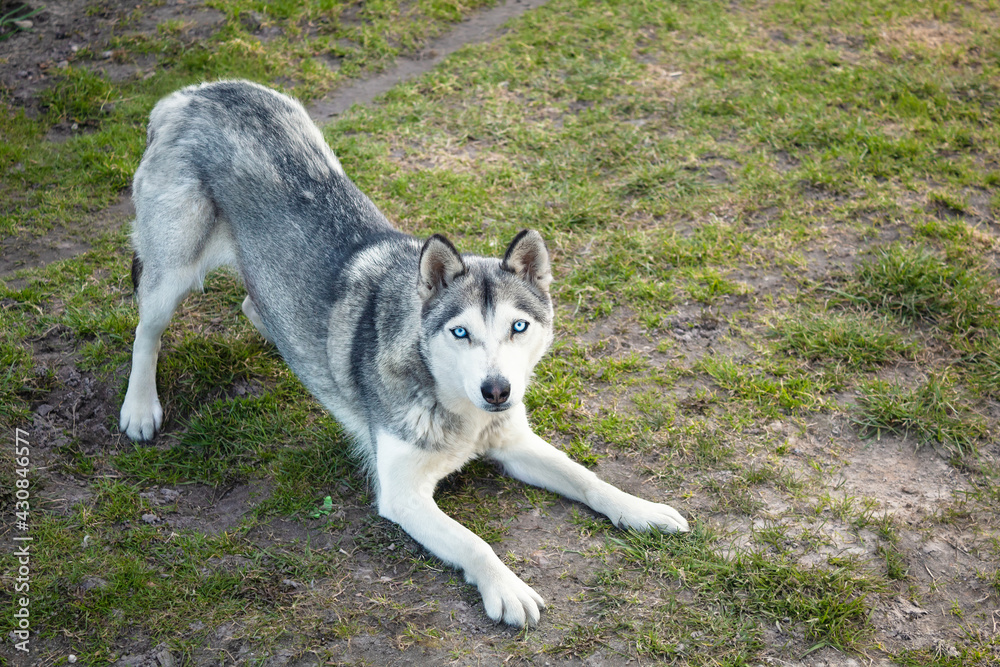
[854,374,987,456]
[672,424,734,470]
[699,355,832,418]
[116,391,349,497]
[959,337,1000,399]
[0,0,500,239]
[601,527,882,657]
[843,244,1000,334]
[771,310,915,369]
[1,507,341,662]
[877,543,909,581]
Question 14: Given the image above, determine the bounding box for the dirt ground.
[2,1,999,665]
[1,0,225,117]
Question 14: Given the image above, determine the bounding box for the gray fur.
[121,80,688,628]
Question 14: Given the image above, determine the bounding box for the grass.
[771,310,916,370]
[698,354,832,418]
[843,244,1000,334]
[2,0,999,663]
[579,527,882,661]
[961,337,1000,398]
[25,504,347,663]
[854,374,987,456]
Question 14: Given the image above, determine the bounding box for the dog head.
[419,230,554,414]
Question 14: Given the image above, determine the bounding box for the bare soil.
[1,0,222,115]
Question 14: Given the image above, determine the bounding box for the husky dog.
[120,80,688,627]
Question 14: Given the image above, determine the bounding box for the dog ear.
[501,229,552,294]
[419,234,466,301]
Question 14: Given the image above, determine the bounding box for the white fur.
[241,296,273,344]
[425,301,551,413]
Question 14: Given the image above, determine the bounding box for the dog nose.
[481,377,511,405]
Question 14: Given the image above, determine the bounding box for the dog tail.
[131,251,143,294]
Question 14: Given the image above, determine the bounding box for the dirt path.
[308,0,548,122]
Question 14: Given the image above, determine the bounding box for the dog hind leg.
[119,261,197,440]
[120,175,235,440]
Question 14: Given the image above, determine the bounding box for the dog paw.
[119,394,163,441]
[608,495,690,534]
[474,564,545,628]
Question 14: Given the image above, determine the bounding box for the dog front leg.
[490,414,689,533]
[374,430,545,627]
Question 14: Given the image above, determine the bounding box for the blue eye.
[451,326,468,339]
[512,320,528,334]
